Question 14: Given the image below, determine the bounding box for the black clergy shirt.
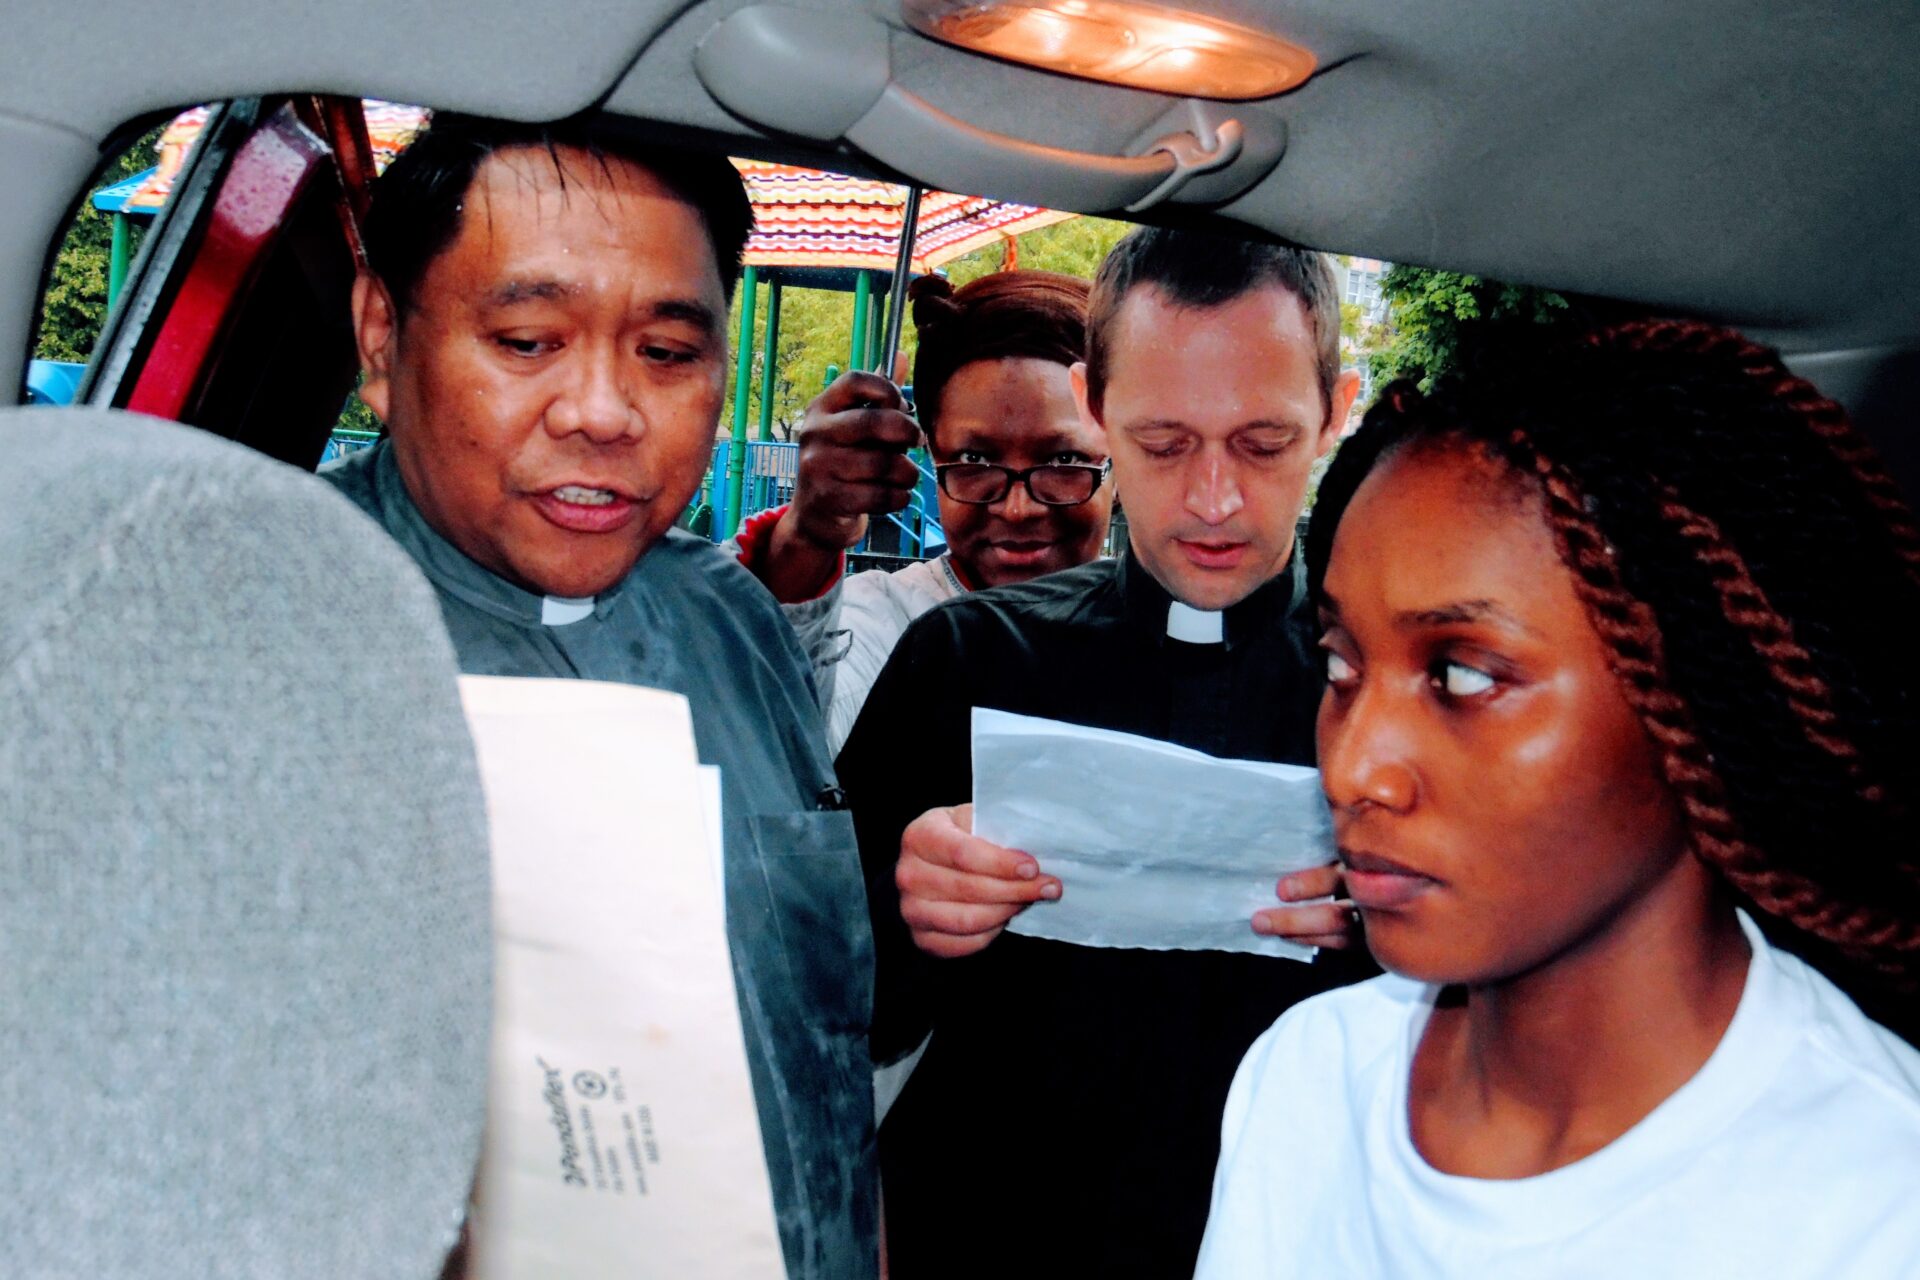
[836,545,1367,1279]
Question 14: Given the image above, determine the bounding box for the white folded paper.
[973,707,1335,962]
[460,676,786,1280]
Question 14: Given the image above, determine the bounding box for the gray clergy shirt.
[323,441,876,1280]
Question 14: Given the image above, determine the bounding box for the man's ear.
[1317,368,1363,456]
[350,272,399,424]
[1069,361,1105,441]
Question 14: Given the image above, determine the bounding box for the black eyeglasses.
[935,459,1111,507]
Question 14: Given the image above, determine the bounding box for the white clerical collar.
[541,595,595,626]
[1166,600,1225,644]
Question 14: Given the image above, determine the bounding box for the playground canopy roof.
[735,160,1073,274]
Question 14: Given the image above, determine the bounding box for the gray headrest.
[0,409,491,1279]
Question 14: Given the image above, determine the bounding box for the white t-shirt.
[1195,911,1920,1280]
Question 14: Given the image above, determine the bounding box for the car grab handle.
[847,83,1241,213]
[695,5,1255,212]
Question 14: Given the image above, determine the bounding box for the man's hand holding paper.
[895,803,1062,958]
[1259,862,1355,951]
[896,710,1356,961]
[971,708,1352,960]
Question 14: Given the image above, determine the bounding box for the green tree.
[939,214,1133,292]
[1367,266,1570,393]
[336,382,385,435]
[34,129,164,364]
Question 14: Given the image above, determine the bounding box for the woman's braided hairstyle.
[1307,319,1920,1017]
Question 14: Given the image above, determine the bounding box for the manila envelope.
[460,675,785,1279]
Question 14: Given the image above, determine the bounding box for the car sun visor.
[694,5,1285,213]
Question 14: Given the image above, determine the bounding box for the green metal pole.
[757,281,782,441]
[868,286,888,374]
[849,270,871,372]
[725,265,759,536]
[107,213,131,311]
[825,363,840,388]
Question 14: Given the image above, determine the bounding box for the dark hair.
[362,112,754,314]
[1084,227,1340,421]
[1308,319,1920,1018]
[909,270,1091,454]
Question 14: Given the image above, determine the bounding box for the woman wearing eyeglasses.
[914,272,1112,590]
[734,270,1108,755]
[788,270,1112,754]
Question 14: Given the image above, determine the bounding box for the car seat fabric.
[0,409,491,1279]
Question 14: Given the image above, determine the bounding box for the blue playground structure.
[686,438,945,556]
[25,359,86,406]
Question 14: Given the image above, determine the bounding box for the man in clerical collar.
[834,227,1364,1279]
[321,113,875,1280]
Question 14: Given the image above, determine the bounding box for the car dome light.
[902,0,1315,100]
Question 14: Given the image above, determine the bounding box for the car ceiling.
[5,1,1917,452]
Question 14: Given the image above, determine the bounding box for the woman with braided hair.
[1195,319,1920,1277]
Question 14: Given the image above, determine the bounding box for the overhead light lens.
[902,0,1315,100]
